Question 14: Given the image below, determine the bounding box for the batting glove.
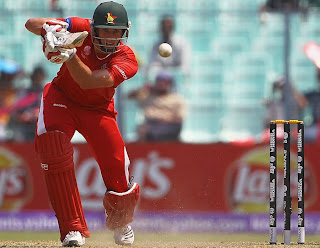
[48,48,76,64]
[43,42,76,64]
[41,20,69,50]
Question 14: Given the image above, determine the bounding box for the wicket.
[269,120,305,245]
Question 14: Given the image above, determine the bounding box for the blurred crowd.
[0,13,190,143]
[3,0,320,143]
[0,59,46,142]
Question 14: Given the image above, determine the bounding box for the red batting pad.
[35,131,90,241]
[103,183,140,230]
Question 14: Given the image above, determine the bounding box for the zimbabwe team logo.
[105,13,117,24]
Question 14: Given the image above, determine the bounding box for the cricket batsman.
[25,1,140,246]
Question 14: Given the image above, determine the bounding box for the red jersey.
[51,17,138,117]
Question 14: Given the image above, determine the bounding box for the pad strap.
[103,183,140,230]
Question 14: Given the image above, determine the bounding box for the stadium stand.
[1,0,319,143]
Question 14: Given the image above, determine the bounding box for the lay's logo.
[105,13,117,24]
[0,147,32,210]
[226,146,315,213]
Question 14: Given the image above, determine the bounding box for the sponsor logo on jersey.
[53,103,67,108]
[113,65,127,79]
[84,46,91,56]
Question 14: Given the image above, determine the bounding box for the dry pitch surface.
[1,232,320,248]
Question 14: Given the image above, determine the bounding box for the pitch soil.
[1,240,320,247]
[1,232,320,247]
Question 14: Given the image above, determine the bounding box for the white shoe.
[113,225,134,246]
[62,231,85,247]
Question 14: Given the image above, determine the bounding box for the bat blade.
[58,31,89,49]
[303,41,320,68]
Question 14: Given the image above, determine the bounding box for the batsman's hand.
[41,20,88,50]
[47,48,76,64]
[43,41,76,64]
[41,20,69,50]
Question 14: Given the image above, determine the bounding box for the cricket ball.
[158,43,172,58]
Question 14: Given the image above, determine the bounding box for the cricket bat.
[303,41,320,68]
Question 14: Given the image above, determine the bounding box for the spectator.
[260,76,307,142]
[301,68,320,142]
[145,15,191,83]
[0,58,22,141]
[8,66,46,142]
[305,0,320,7]
[258,0,306,23]
[263,76,307,127]
[50,0,64,16]
[259,0,301,13]
[128,71,186,142]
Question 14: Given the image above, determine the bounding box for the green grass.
[0,231,59,241]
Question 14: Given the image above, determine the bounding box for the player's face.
[93,28,124,55]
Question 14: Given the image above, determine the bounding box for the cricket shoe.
[56,31,88,49]
[113,225,134,246]
[62,231,85,247]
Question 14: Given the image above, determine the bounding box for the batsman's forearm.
[66,55,114,89]
[25,18,56,35]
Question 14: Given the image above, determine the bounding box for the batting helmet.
[91,1,131,57]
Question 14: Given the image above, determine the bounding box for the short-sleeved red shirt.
[52,17,138,117]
